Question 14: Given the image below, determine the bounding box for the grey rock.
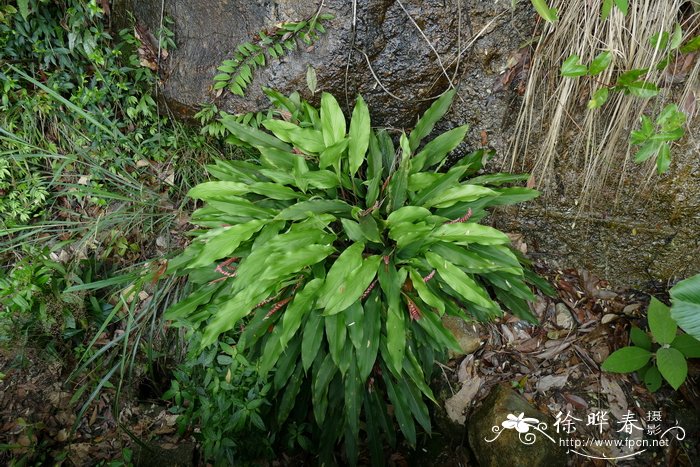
[468,384,566,467]
[115,0,463,127]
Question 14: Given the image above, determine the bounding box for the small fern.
[213,13,333,97]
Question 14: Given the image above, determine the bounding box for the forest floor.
[2,260,698,466]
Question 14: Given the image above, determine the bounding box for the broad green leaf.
[201,285,271,347]
[648,297,677,344]
[323,255,381,316]
[187,181,248,199]
[588,51,612,75]
[656,104,686,131]
[408,89,456,152]
[601,0,614,20]
[357,290,381,381]
[348,95,370,176]
[325,312,348,372]
[163,286,218,320]
[276,199,352,220]
[346,302,365,349]
[424,184,498,208]
[18,0,30,20]
[378,262,407,375]
[321,92,346,146]
[425,252,495,309]
[279,279,324,349]
[633,140,662,163]
[221,115,291,151]
[409,268,445,314]
[530,0,558,22]
[432,223,510,245]
[403,351,436,403]
[365,131,384,206]
[671,334,700,358]
[670,274,700,341]
[614,0,628,15]
[656,347,687,389]
[643,365,662,392]
[398,377,431,433]
[341,219,366,243]
[412,125,469,172]
[656,143,671,174]
[302,311,325,370]
[386,206,432,225]
[189,220,266,268]
[278,363,304,424]
[587,87,610,110]
[387,157,411,213]
[625,81,659,98]
[344,355,362,441]
[415,304,463,352]
[313,353,338,425]
[317,242,364,308]
[560,55,587,77]
[601,346,652,373]
[680,35,700,54]
[319,138,349,169]
[288,127,326,153]
[273,336,302,390]
[382,370,417,445]
[630,326,652,350]
[412,165,469,205]
[261,119,300,142]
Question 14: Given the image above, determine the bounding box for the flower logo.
[485,412,553,445]
[502,412,540,433]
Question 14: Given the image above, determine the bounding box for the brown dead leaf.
[600,375,628,421]
[536,374,569,393]
[444,377,483,425]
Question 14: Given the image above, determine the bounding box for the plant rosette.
[602,297,700,391]
[163,88,549,463]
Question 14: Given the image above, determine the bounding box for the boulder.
[468,384,566,467]
[114,0,463,127]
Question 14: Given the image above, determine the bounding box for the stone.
[554,303,574,329]
[468,384,567,467]
[441,315,482,358]
[114,0,463,127]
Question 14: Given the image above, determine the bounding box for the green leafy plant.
[164,336,273,465]
[557,20,699,174]
[602,297,700,391]
[213,12,333,97]
[164,88,549,463]
[630,103,686,174]
[670,274,700,341]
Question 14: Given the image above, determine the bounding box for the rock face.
[115,0,464,127]
[116,0,700,287]
[468,385,566,467]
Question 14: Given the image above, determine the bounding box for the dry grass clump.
[510,0,699,209]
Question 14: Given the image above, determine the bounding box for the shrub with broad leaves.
[164,88,550,464]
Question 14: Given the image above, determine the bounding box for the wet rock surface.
[115,0,467,127]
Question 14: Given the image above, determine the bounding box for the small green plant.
[165,88,550,463]
[557,19,699,174]
[602,297,700,391]
[669,273,700,341]
[163,336,273,464]
[213,12,333,97]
